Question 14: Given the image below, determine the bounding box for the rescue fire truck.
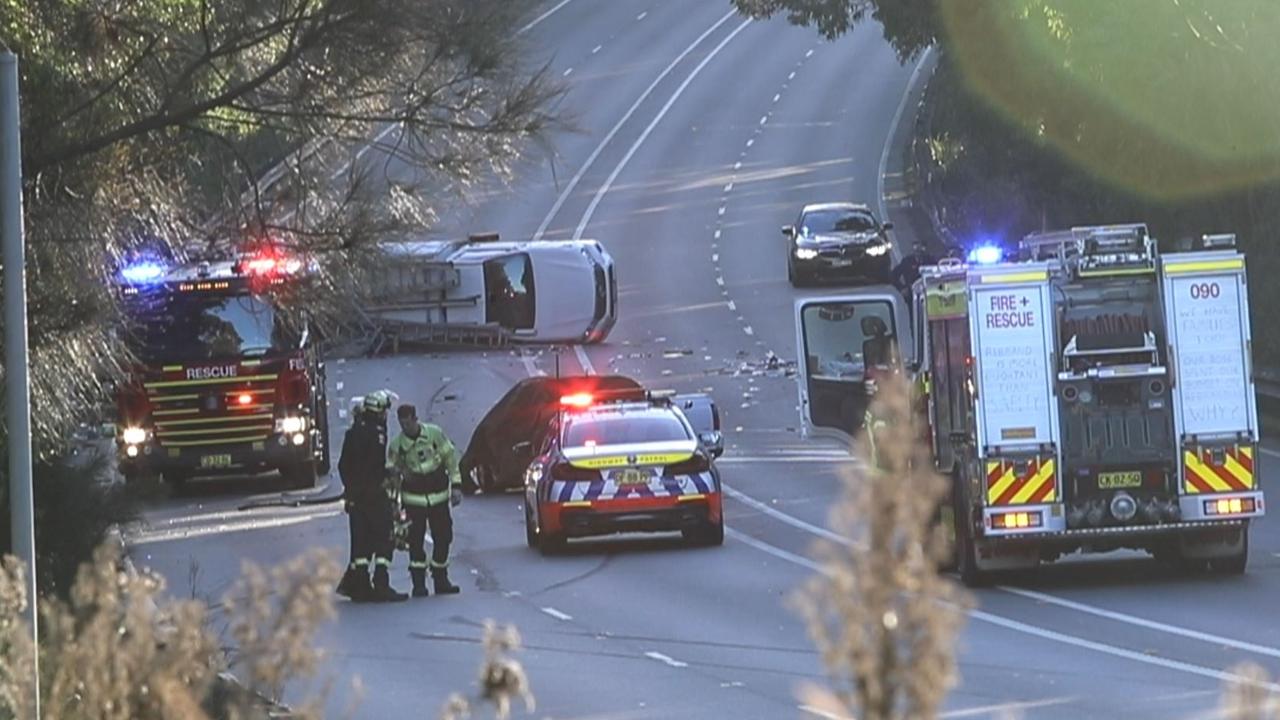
[795,224,1263,585]
[113,250,330,490]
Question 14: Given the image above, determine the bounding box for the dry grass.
[0,542,339,720]
[440,621,535,720]
[793,372,971,720]
[1221,664,1280,720]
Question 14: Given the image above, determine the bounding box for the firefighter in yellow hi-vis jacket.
[388,404,463,597]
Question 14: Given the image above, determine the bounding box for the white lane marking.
[644,651,687,668]
[759,115,768,125]
[743,326,754,336]
[805,49,814,58]
[788,71,796,80]
[716,277,725,286]
[338,408,348,419]
[799,705,850,720]
[563,67,574,77]
[798,702,849,712]
[592,44,603,54]
[129,510,341,546]
[732,484,1280,686]
[940,697,1077,718]
[532,9,740,241]
[573,18,753,240]
[541,606,573,621]
[746,138,755,148]
[726,300,735,311]
[712,253,720,262]
[335,381,344,391]
[574,345,597,375]
[282,122,400,223]
[773,93,781,103]
[727,526,1280,691]
[877,45,934,263]
[517,0,577,35]
[520,350,545,377]
[1260,446,1280,459]
[714,229,722,239]
[999,586,1280,659]
[636,11,648,21]
[718,207,726,216]
[723,485,847,544]
[718,456,855,465]
[723,182,733,192]
[733,161,741,170]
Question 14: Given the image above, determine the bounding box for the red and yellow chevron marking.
[985,457,1057,506]
[1183,446,1254,494]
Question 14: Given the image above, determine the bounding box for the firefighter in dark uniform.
[335,391,408,603]
[388,404,463,597]
[890,240,938,297]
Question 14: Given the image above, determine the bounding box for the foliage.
[0,448,138,600]
[733,0,938,61]
[1,0,563,454]
[0,542,340,719]
[1222,664,1280,720]
[440,621,535,720]
[793,374,970,720]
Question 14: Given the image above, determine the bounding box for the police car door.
[794,290,914,442]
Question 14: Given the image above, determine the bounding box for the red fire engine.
[114,250,330,489]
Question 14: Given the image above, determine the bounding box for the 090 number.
[1189,282,1220,300]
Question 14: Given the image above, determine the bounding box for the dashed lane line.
[533,9,742,241]
[541,607,573,622]
[576,17,752,238]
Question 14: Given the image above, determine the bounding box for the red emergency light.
[236,393,253,406]
[560,393,595,408]
[238,247,303,277]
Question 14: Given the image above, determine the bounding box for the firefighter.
[890,240,938,297]
[388,403,463,597]
[335,390,408,603]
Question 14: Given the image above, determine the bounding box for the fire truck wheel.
[954,480,991,588]
[282,463,317,490]
[163,472,189,494]
[1208,530,1249,575]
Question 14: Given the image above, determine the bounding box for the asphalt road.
[126,2,1280,718]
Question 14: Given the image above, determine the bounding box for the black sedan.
[459,374,643,494]
[783,202,894,286]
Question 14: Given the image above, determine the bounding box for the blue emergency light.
[967,244,1004,265]
[120,260,167,284]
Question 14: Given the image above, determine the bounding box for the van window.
[484,253,536,330]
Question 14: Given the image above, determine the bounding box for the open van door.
[794,288,914,443]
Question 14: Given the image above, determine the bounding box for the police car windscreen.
[564,415,691,447]
[126,293,297,361]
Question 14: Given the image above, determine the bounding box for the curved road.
[128,2,1280,718]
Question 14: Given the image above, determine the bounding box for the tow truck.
[794,224,1263,584]
[114,249,330,489]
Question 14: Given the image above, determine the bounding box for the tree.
[3,0,564,453]
[732,0,938,61]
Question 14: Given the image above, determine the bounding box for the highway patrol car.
[521,389,725,554]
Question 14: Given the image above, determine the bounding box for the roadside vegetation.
[1,0,564,609]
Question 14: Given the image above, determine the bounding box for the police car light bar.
[560,393,595,408]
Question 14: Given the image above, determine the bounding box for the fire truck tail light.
[236,393,253,406]
[991,511,1042,530]
[1205,497,1255,516]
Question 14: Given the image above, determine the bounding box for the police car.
[521,389,725,554]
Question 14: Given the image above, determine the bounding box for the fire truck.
[795,224,1263,585]
[113,250,331,490]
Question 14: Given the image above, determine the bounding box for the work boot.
[370,565,408,603]
[431,567,460,595]
[410,567,429,598]
[336,566,371,602]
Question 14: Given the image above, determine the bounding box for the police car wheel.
[538,531,567,556]
[524,505,538,549]
[683,520,724,547]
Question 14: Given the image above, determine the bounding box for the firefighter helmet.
[362,389,395,413]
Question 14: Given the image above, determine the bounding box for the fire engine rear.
[114,252,330,489]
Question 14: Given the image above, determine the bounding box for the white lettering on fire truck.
[186,365,239,380]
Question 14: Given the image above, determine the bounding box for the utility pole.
[1,49,40,716]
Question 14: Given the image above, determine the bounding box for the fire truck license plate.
[614,468,650,485]
[200,454,232,469]
[1098,471,1142,489]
